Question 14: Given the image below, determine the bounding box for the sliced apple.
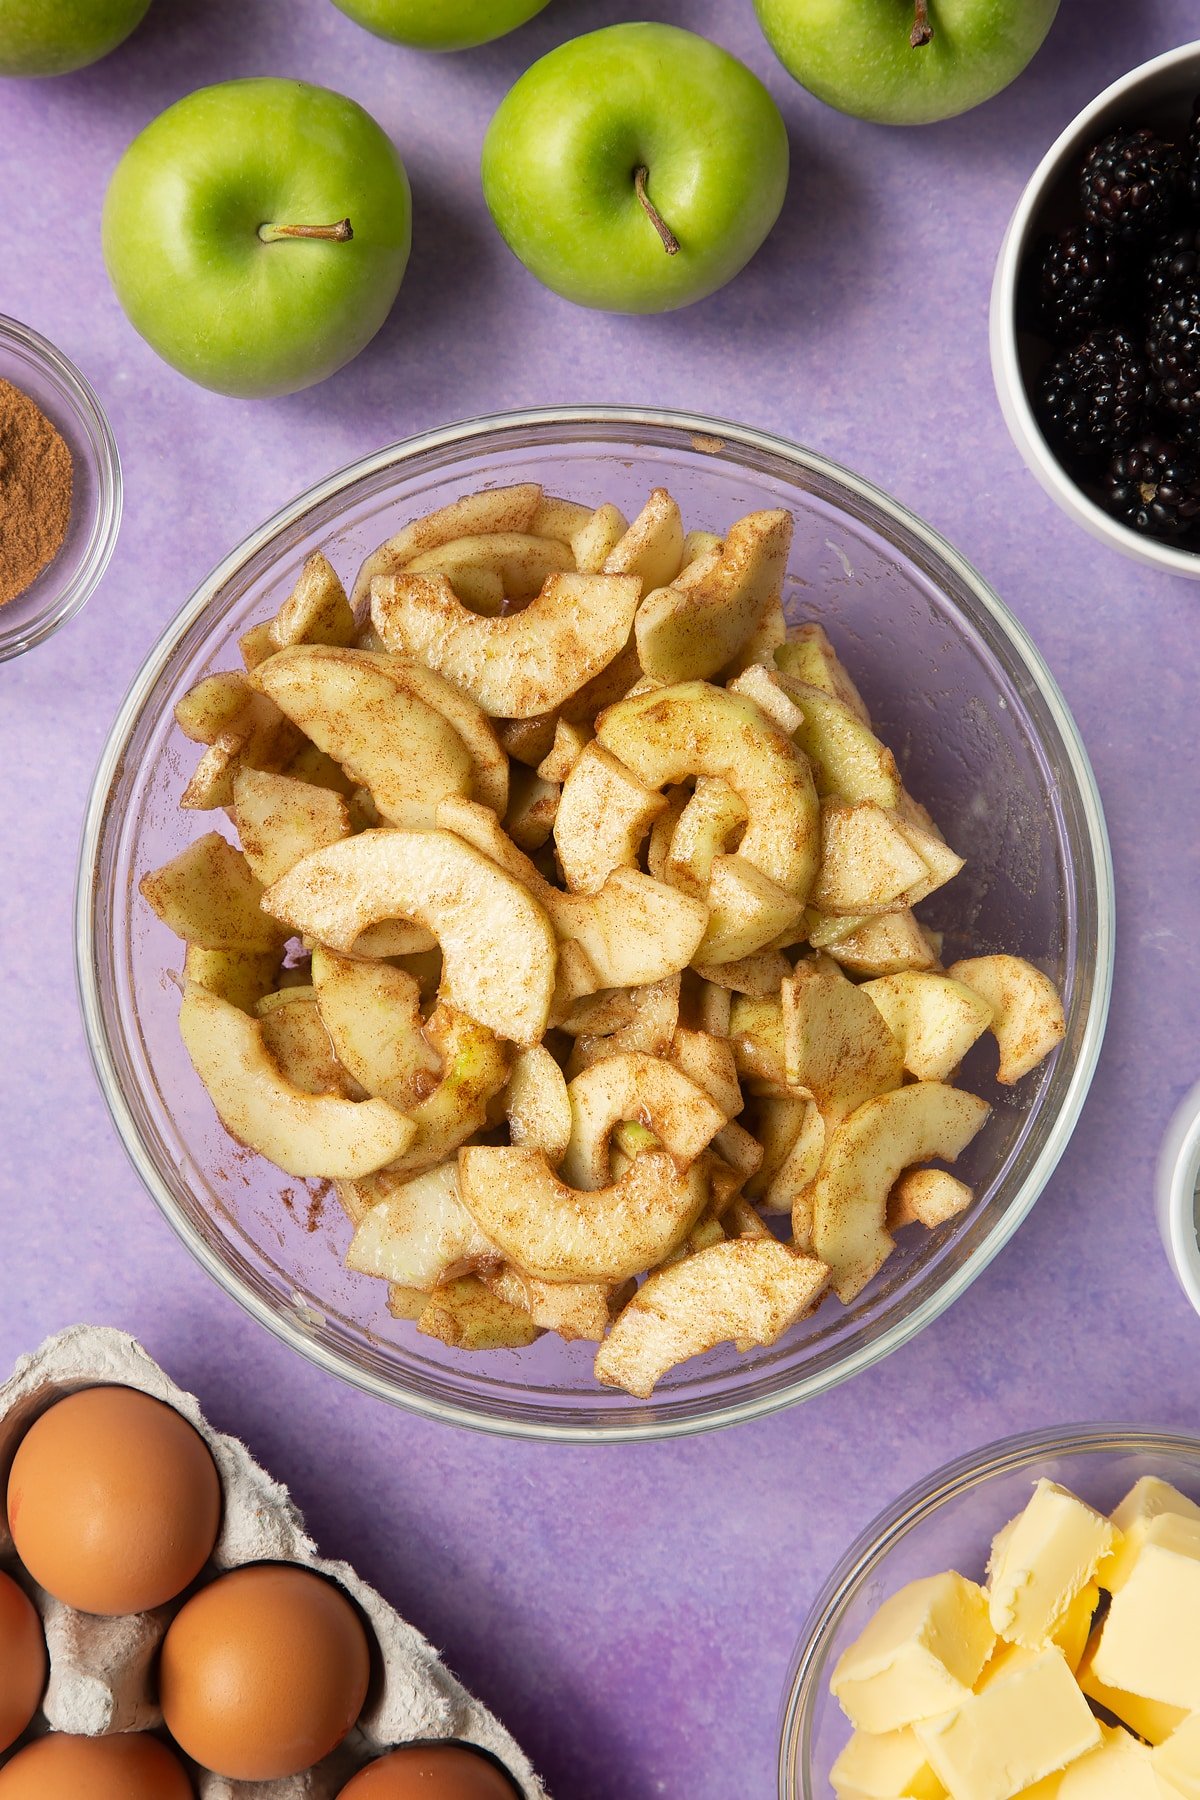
[406,531,573,605]
[496,713,559,768]
[309,947,440,1111]
[179,984,414,1178]
[595,681,819,899]
[894,815,964,906]
[369,656,509,816]
[481,1265,613,1343]
[504,766,559,852]
[141,834,285,952]
[646,786,689,882]
[370,570,641,719]
[593,1239,828,1398]
[813,801,932,914]
[696,979,732,1037]
[664,778,748,897]
[284,741,357,797]
[729,994,788,1091]
[760,1105,826,1225]
[554,742,667,894]
[259,993,358,1098]
[380,1005,511,1177]
[784,682,902,809]
[819,908,940,978]
[560,975,681,1054]
[781,963,904,1124]
[175,671,255,743]
[812,1082,990,1302]
[711,1120,763,1183]
[180,733,245,812]
[418,1277,541,1350]
[269,550,356,650]
[239,621,277,670]
[699,855,806,965]
[232,767,351,888]
[603,488,684,590]
[262,828,557,1045]
[727,663,805,736]
[349,919,439,959]
[889,1167,974,1232]
[861,971,993,1082]
[345,1160,498,1288]
[775,624,872,724]
[744,1095,811,1197]
[505,1044,572,1164]
[721,594,788,680]
[349,481,543,609]
[183,945,280,1014]
[252,646,474,828]
[536,716,593,784]
[634,509,792,683]
[670,1027,743,1120]
[457,1146,709,1283]
[947,955,1066,1084]
[692,947,790,997]
[531,493,595,544]
[561,1051,727,1190]
[571,501,629,573]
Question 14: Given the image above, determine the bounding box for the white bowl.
[990,40,1200,578]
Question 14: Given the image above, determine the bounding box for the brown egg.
[160,1563,371,1779]
[0,1732,193,1798]
[6,1386,221,1615]
[337,1747,519,1798]
[0,1571,45,1754]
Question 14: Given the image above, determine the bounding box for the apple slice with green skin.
[233,768,351,888]
[861,971,994,1083]
[596,681,819,899]
[0,0,152,77]
[364,1005,511,1179]
[482,23,789,314]
[179,984,415,1178]
[371,569,641,719]
[345,1161,498,1288]
[310,948,440,1111]
[262,829,557,1046]
[251,646,474,828]
[775,625,872,724]
[782,682,904,810]
[637,510,793,684]
[813,800,931,913]
[781,963,904,1125]
[812,1082,990,1303]
[561,1052,727,1191]
[947,955,1066,1084]
[594,1240,829,1398]
[753,0,1061,128]
[350,483,542,610]
[269,552,356,650]
[102,79,411,398]
[458,1146,709,1283]
[554,742,667,895]
[141,834,285,952]
[330,0,551,52]
[602,489,685,591]
[183,945,280,1014]
[418,1278,541,1351]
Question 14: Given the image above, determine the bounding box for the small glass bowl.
[778,1424,1200,1798]
[0,315,122,660]
[77,407,1113,1441]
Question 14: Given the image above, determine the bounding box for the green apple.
[102,79,411,399]
[754,0,1060,126]
[330,0,551,52]
[481,23,789,315]
[0,0,151,76]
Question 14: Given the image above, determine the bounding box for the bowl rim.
[776,1420,1200,1797]
[75,403,1115,1442]
[0,313,123,660]
[990,38,1200,578]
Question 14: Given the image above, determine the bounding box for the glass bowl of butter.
[778,1424,1200,1798]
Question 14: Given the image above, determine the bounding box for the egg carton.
[0,1326,546,1800]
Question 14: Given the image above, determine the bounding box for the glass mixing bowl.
[778,1425,1200,1798]
[76,407,1113,1441]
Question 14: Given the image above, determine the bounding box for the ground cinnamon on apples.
[0,378,73,608]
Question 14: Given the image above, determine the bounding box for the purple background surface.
[2,2,1199,1795]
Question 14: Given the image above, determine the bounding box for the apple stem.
[634,168,680,257]
[258,218,354,244]
[910,0,933,46]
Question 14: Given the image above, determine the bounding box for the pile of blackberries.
[1030,103,1200,544]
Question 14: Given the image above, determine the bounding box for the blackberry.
[1081,127,1184,242]
[1144,225,1200,317]
[1037,329,1152,461]
[1102,434,1200,538]
[1147,276,1200,434]
[1033,223,1127,342]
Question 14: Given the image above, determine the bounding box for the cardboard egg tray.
[0,1325,546,1799]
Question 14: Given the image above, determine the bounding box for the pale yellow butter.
[1098,1477,1200,1594]
[1152,1709,1200,1798]
[1077,1626,1187,1747]
[988,1481,1117,1649]
[1056,1723,1163,1797]
[831,1572,996,1734]
[976,1584,1098,1692]
[914,1646,1100,1800]
[830,1726,946,1798]
[1091,1513,1200,1710]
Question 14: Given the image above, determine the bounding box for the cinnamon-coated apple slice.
[370,569,641,718]
[571,502,629,573]
[947,954,1066,1084]
[232,767,350,888]
[141,834,285,953]
[310,947,440,1111]
[182,945,280,1014]
[345,1160,498,1289]
[888,1167,974,1232]
[861,971,993,1083]
[602,488,685,590]
[350,653,510,815]
[405,531,574,603]
[349,482,543,610]
[504,1044,572,1164]
[457,1145,709,1283]
[698,855,805,965]
[418,1277,541,1350]
[635,509,792,683]
[783,681,903,809]
[179,984,415,1179]
[364,1004,511,1179]
[480,1265,614,1342]
[553,742,667,894]
[663,777,748,896]
[811,1082,989,1302]
[561,1051,728,1190]
[269,550,357,650]
[813,800,932,914]
[775,623,872,724]
[262,828,557,1045]
[781,963,904,1124]
[593,1239,829,1398]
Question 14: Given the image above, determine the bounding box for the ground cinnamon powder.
[0,378,73,608]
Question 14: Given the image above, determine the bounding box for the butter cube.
[1153,1710,1200,1798]
[1077,1626,1187,1747]
[1099,1477,1200,1594]
[831,1573,996,1733]
[988,1481,1117,1649]
[1056,1724,1162,1798]
[915,1647,1100,1800]
[976,1585,1098,1694]
[831,1727,946,1798]
[1091,1514,1200,1710]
